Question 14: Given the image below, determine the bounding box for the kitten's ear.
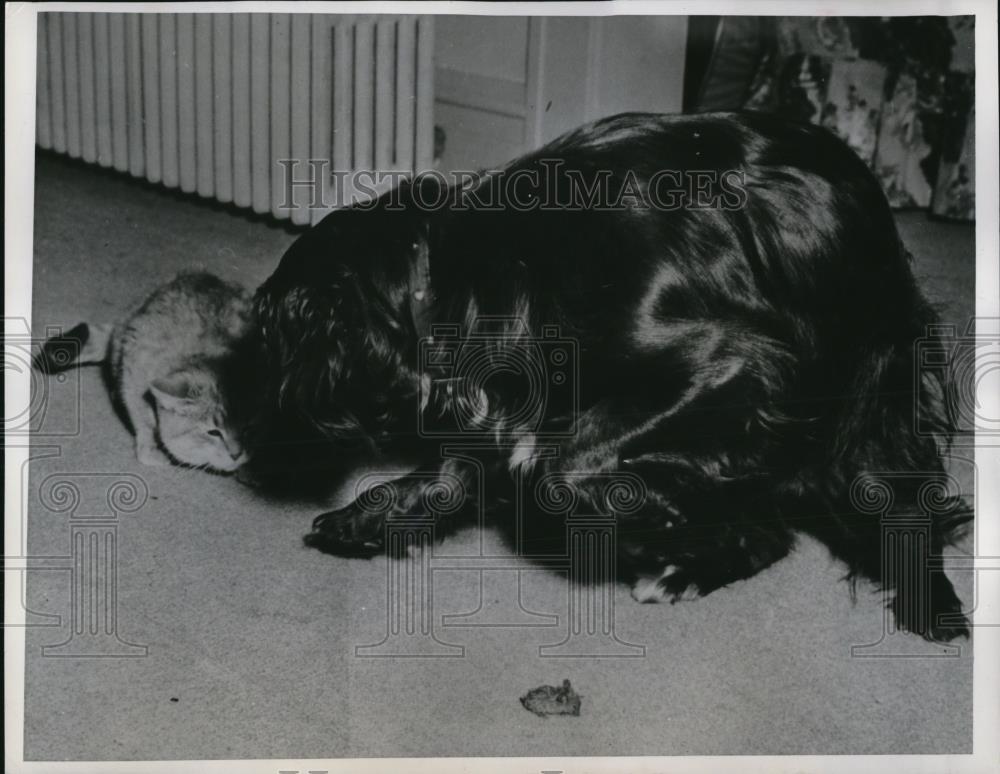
[149,372,198,411]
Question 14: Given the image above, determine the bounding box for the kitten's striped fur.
[34,272,254,473]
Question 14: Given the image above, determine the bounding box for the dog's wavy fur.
[252,111,970,640]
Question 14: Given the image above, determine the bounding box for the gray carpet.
[24,152,975,759]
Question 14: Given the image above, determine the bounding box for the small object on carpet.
[520,679,582,718]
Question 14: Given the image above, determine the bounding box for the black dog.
[252,111,970,641]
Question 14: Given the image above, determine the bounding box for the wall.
[434,15,534,171]
[434,15,688,171]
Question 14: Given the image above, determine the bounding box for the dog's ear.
[256,276,388,446]
[268,283,352,398]
[253,203,427,448]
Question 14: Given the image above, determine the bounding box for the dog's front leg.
[305,456,480,557]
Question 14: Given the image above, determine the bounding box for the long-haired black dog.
[252,111,970,641]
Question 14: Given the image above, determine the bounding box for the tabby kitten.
[34,272,255,473]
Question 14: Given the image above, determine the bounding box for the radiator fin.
[36,12,435,222]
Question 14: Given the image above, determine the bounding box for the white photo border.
[5,2,998,772]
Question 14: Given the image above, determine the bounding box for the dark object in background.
[685,17,767,112]
[433,124,447,164]
[520,680,582,718]
[683,16,721,110]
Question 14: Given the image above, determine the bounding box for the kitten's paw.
[136,443,171,467]
[304,504,385,558]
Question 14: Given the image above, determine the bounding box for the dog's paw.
[630,566,701,604]
[234,464,263,488]
[304,505,385,558]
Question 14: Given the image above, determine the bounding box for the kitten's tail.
[32,323,112,373]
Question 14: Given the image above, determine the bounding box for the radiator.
[35,12,435,225]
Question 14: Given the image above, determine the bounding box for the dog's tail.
[32,322,111,373]
[802,249,972,640]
